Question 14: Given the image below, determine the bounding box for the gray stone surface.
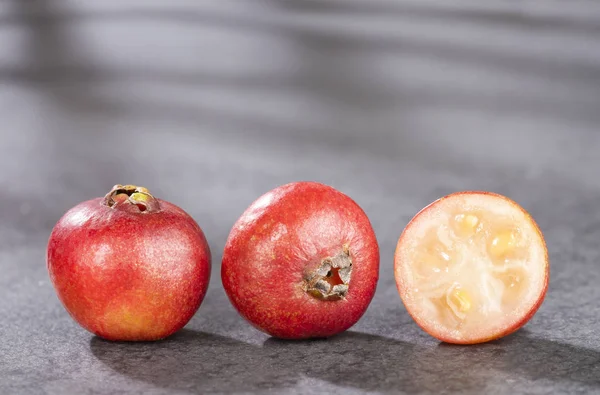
[2,0,600,394]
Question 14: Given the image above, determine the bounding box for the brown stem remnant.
[305,245,352,301]
[102,184,160,213]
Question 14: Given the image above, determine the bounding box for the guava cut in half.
[394,191,549,344]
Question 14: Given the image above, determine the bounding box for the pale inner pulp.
[405,198,545,337]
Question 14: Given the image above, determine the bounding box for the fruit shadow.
[90,329,600,393]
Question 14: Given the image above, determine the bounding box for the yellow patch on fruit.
[447,286,472,314]
[130,192,152,203]
[489,230,517,258]
[453,213,480,237]
[103,306,157,336]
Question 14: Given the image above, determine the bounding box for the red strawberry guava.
[47,184,211,341]
[222,181,379,339]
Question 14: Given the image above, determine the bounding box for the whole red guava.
[47,184,211,341]
[221,181,379,339]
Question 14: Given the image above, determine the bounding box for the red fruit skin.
[47,196,211,341]
[222,182,379,339]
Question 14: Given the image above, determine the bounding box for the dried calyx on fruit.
[103,184,160,213]
[304,245,353,301]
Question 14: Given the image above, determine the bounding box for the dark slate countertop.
[2,1,600,394]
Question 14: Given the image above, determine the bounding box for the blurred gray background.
[2,1,600,394]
